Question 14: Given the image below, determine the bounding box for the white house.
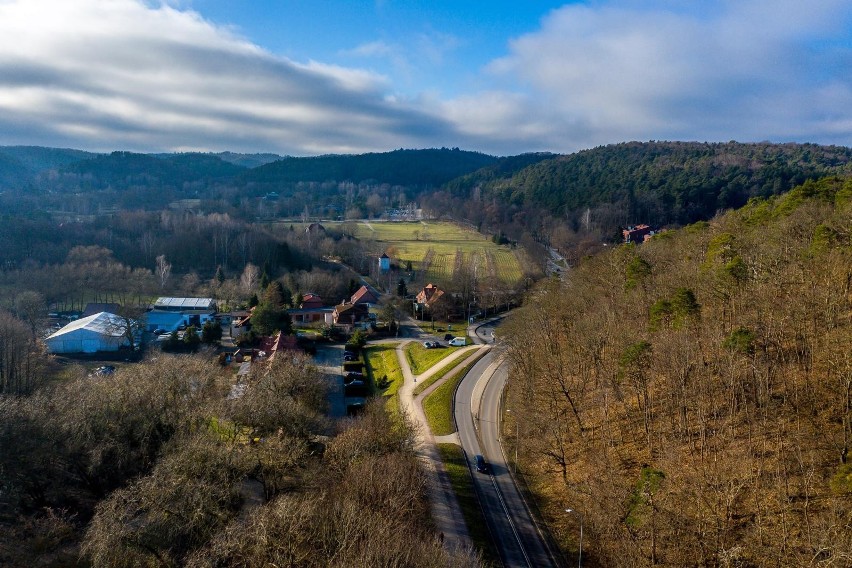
[45,312,132,354]
[145,297,217,332]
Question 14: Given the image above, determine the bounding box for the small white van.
[449,337,467,347]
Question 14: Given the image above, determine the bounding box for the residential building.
[623,224,653,244]
[145,297,217,332]
[350,285,380,306]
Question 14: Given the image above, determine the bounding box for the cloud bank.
[0,0,850,155]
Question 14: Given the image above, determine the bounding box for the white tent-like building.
[45,312,131,354]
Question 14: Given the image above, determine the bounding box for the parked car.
[444,333,454,341]
[344,381,368,397]
[343,352,358,362]
[449,337,467,347]
[344,372,364,383]
[151,328,166,336]
[475,455,490,474]
[422,341,434,349]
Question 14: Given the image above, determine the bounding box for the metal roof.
[153,297,215,310]
[46,311,127,339]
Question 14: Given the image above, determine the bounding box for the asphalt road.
[455,332,559,568]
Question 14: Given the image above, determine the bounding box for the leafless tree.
[240,263,260,296]
[155,254,172,290]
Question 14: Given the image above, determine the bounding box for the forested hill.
[0,146,97,189]
[56,152,247,190]
[445,141,852,228]
[241,147,498,187]
[504,175,852,565]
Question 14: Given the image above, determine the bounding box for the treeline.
[502,176,852,566]
[0,355,480,566]
[242,147,497,188]
[0,209,310,279]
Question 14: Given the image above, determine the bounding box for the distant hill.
[447,141,852,228]
[56,151,245,190]
[0,146,99,190]
[0,152,31,189]
[442,152,557,195]
[214,151,283,169]
[241,147,498,187]
[0,145,97,173]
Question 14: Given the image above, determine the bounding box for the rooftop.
[152,297,215,310]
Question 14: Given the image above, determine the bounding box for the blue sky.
[0,0,851,156]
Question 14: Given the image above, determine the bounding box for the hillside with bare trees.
[0,355,480,567]
[502,176,852,566]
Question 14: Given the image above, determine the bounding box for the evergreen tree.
[201,320,223,344]
[259,271,270,291]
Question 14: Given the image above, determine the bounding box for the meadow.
[352,220,528,287]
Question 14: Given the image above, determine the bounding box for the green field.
[404,342,457,375]
[354,221,526,287]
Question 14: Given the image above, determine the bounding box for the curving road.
[455,321,559,567]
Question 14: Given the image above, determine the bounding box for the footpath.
[394,336,489,555]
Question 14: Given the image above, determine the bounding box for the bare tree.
[155,255,172,290]
[240,263,260,296]
[14,291,47,340]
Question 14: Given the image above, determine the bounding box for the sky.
[0,0,851,156]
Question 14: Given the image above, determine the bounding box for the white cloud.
[0,0,456,154]
[479,0,852,149]
[0,0,850,156]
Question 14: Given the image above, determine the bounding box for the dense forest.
[502,176,852,566]
[242,147,497,188]
[424,142,852,252]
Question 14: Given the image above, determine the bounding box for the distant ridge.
[240,147,498,187]
[441,140,852,228]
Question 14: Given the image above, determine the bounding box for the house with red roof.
[350,285,380,305]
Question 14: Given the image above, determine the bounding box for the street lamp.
[565,508,583,567]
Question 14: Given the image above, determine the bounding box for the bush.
[346,329,368,349]
[202,320,223,344]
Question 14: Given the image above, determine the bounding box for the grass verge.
[437,443,498,565]
[405,342,456,375]
[364,342,403,397]
[413,347,479,397]
[364,342,404,416]
[422,353,485,436]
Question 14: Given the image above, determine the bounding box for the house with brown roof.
[288,293,333,324]
[416,283,445,307]
[623,224,653,244]
[350,285,380,305]
[301,293,324,309]
[333,302,370,327]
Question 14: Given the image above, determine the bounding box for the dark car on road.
[475,454,490,474]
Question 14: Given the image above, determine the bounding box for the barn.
[44,312,131,354]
